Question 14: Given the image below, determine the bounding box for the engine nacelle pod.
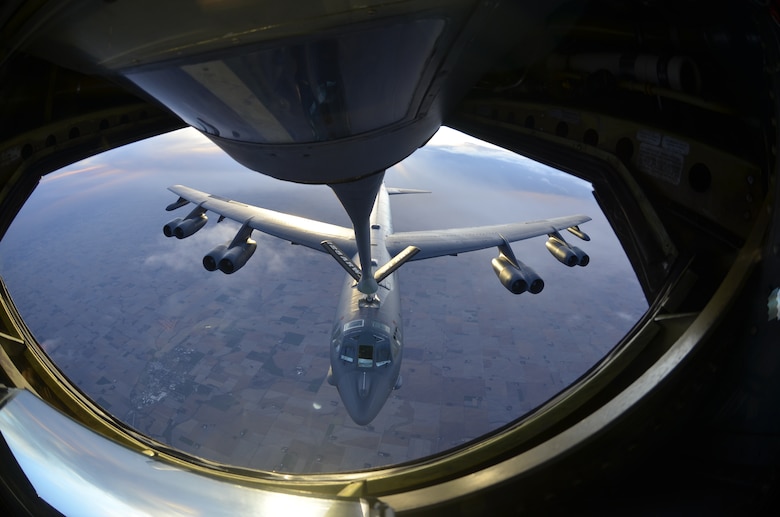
[162,218,183,237]
[174,214,208,239]
[545,237,578,267]
[218,240,257,274]
[569,245,590,267]
[491,256,544,294]
[164,214,208,239]
[203,243,230,271]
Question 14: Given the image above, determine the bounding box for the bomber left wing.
[164,184,356,255]
[386,215,591,261]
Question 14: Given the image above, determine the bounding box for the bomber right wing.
[385,214,592,295]
[385,215,591,261]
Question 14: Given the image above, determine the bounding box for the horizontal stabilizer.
[321,240,361,282]
[386,188,431,195]
[374,246,420,284]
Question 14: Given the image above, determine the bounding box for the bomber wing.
[167,184,356,256]
[385,215,591,261]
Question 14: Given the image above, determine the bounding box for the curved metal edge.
[379,195,768,513]
[0,388,385,517]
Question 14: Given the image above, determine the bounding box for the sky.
[0,126,647,473]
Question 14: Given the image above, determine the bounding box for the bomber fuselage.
[328,186,403,426]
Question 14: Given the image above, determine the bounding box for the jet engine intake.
[545,237,578,267]
[491,256,544,294]
[163,213,208,239]
[202,224,257,274]
[162,218,183,238]
[203,244,230,272]
[569,245,590,267]
[217,239,257,274]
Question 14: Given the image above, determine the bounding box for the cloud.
[144,223,238,272]
[143,220,310,280]
[406,127,594,201]
[41,164,106,183]
[38,338,60,354]
[615,311,642,322]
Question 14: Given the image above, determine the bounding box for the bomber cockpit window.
[340,344,355,363]
[375,344,391,367]
[358,344,373,368]
[372,321,390,334]
[344,320,364,331]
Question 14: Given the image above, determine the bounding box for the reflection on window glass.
[376,345,391,367]
[344,320,364,331]
[372,321,390,334]
[358,345,374,368]
[340,345,355,363]
[0,127,647,473]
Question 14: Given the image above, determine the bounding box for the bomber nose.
[336,371,385,426]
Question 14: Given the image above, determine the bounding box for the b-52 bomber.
[163,173,591,425]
